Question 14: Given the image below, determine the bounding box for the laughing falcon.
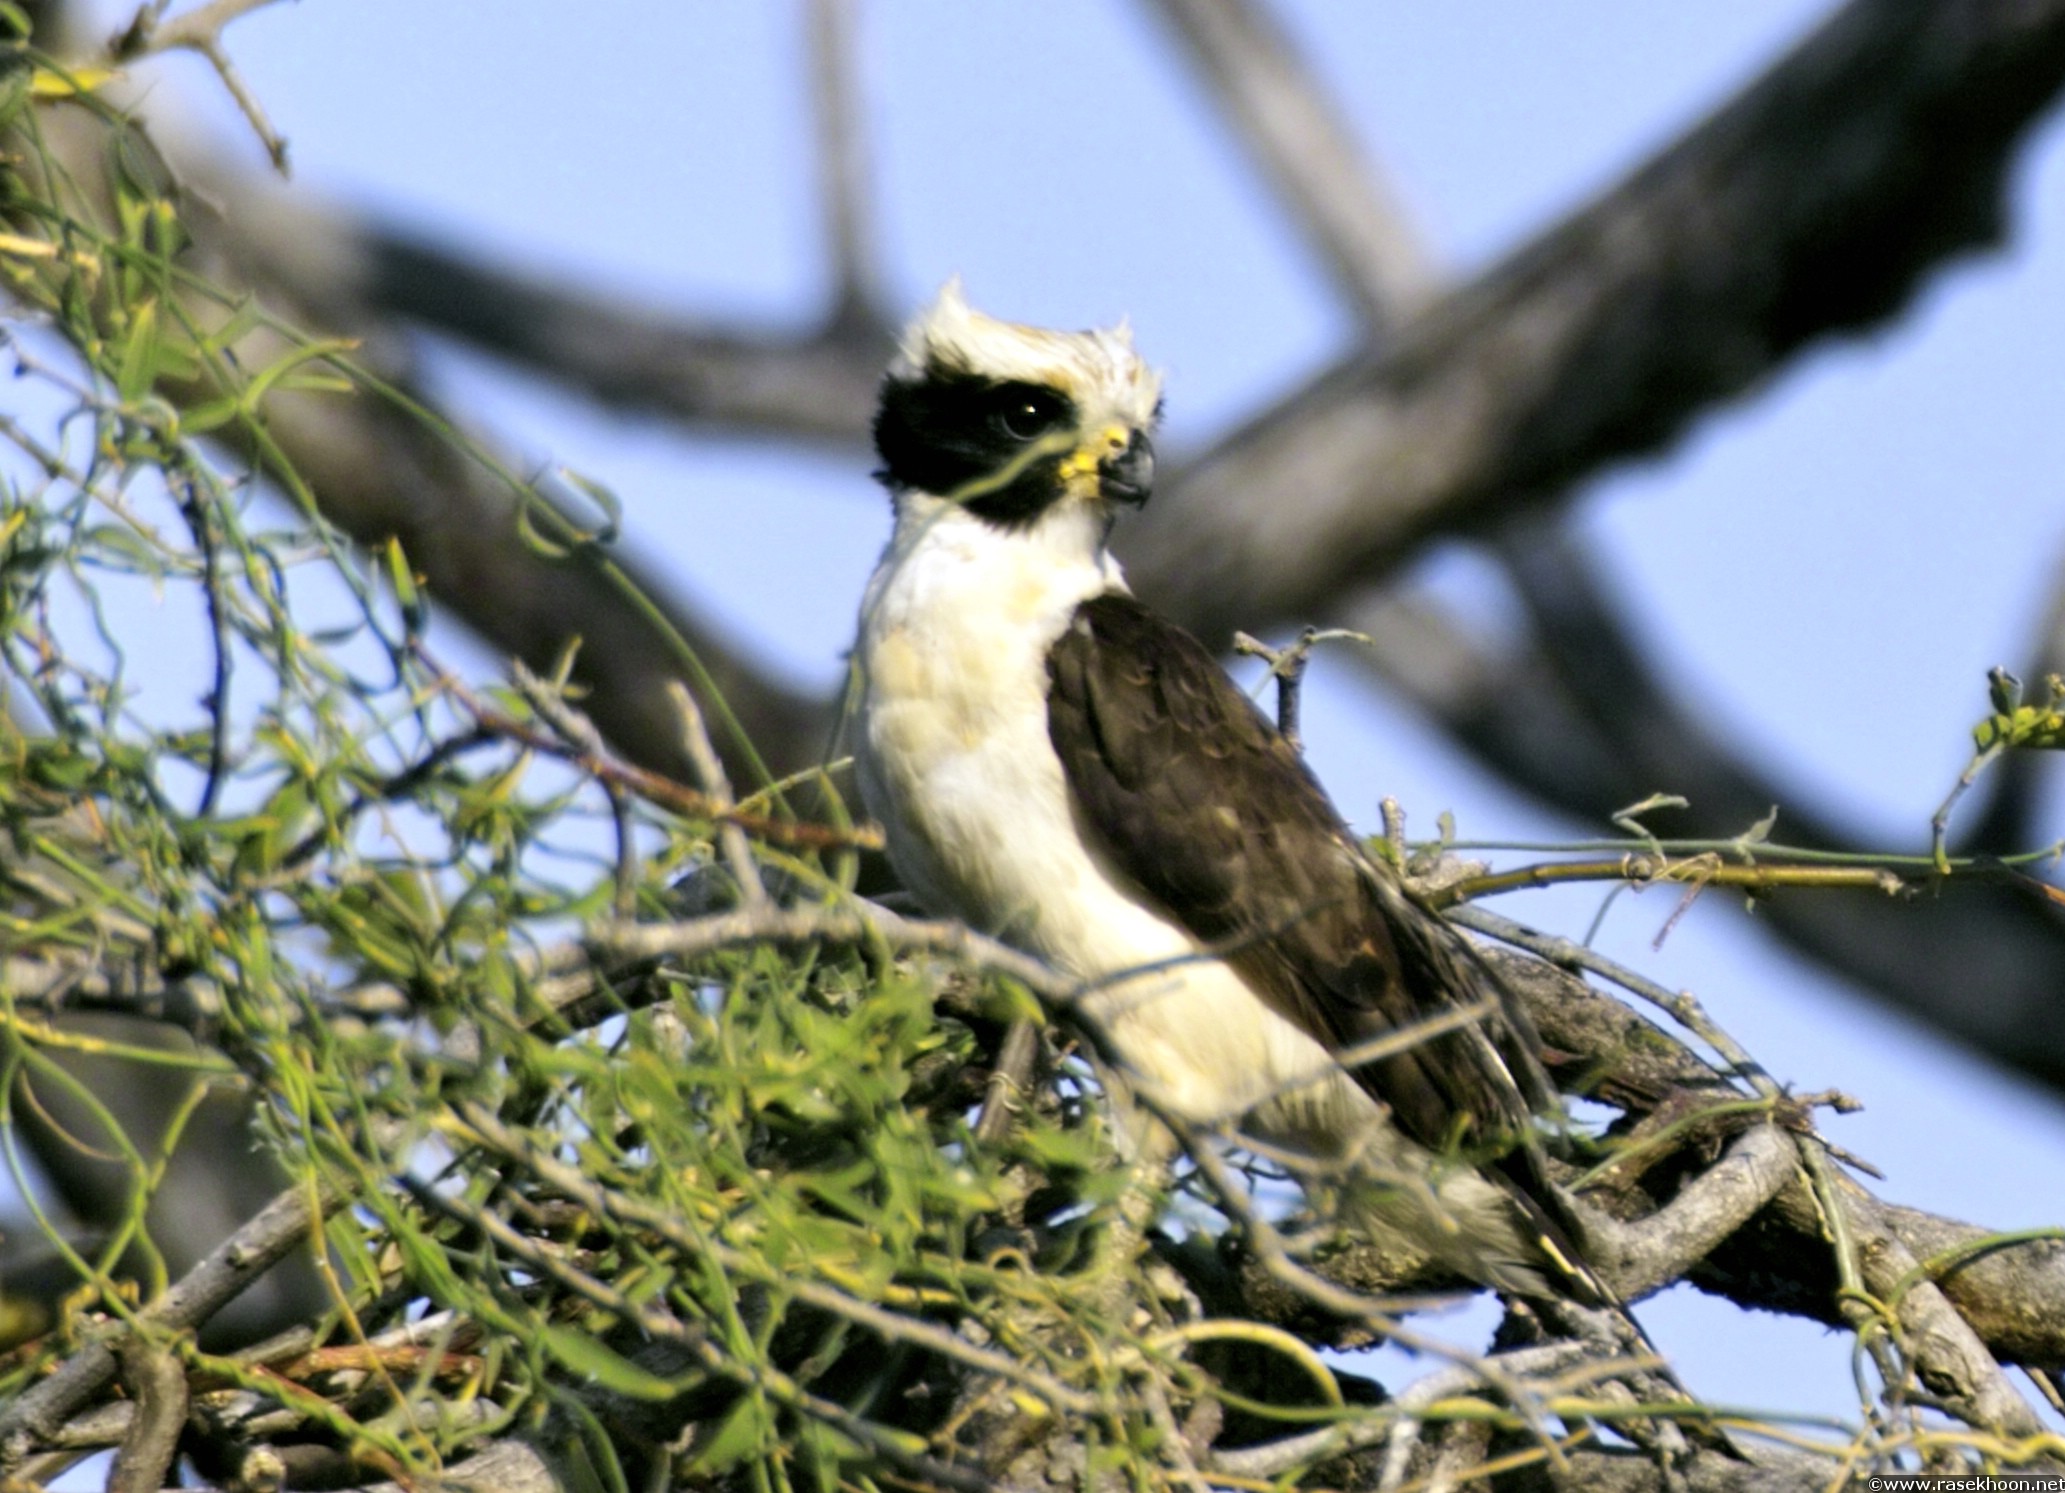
[852,282,1597,1303]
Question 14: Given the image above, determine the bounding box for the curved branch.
[1184,929,2065,1374]
[176,149,892,444]
[366,226,891,442]
[1140,0,1438,329]
[1122,0,2065,640]
[1338,554,2065,1095]
[119,0,2065,867]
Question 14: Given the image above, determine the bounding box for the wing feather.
[1045,594,1560,1189]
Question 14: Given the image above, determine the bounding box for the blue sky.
[46,0,2065,1435]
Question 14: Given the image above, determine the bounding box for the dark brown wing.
[1045,593,1544,1171]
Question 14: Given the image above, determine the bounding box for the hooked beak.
[1098,430,1155,507]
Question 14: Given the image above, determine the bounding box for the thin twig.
[1448,905,1776,1092]
[443,1102,1102,1418]
[114,0,295,172]
[406,1178,1009,1493]
[1453,854,1911,903]
[593,902,1077,1004]
[1380,1343,1591,1489]
[421,647,877,851]
[1232,625,1374,751]
[1209,1343,1585,1480]
[664,681,767,907]
[973,1016,1041,1146]
[1933,739,2008,875]
[1454,902,2051,1440]
[172,466,234,817]
[120,0,279,51]
[1176,1136,1568,1465]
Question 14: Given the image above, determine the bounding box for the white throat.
[883,489,1121,584]
[853,492,1125,923]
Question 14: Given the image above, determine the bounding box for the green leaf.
[114,296,160,403]
[236,337,361,415]
[1972,705,2065,754]
[538,1324,681,1402]
[689,1394,773,1473]
[0,64,30,130]
[1014,1122,1104,1174]
[382,535,426,634]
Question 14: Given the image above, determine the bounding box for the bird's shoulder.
[1044,593,1355,936]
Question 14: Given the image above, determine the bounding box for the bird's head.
[873,279,1162,531]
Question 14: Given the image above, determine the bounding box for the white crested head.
[874,281,1164,532]
[888,279,1162,442]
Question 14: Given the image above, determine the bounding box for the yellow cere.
[1058,424,1134,487]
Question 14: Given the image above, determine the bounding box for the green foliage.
[0,70,1188,1491]
[1971,668,2065,754]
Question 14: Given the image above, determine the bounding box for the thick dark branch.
[1492,1440,1835,1493]
[1122,0,2065,640]
[21,902,2065,1376]
[355,1438,566,1493]
[1505,937,2065,1375]
[178,149,892,444]
[366,227,891,442]
[107,1341,184,1493]
[127,0,2065,864]
[1181,933,2065,1373]
[224,353,836,787]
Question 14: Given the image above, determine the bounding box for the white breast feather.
[854,499,1358,1135]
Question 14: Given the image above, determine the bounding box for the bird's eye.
[995,390,1066,441]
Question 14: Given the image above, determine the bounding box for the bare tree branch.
[173,148,892,444]
[1187,929,2065,1377]
[807,0,888,330]
[9,3,2065,1478]
[14,897,2063,1378]
[1591,1124,1796,1301]
[111,0,295,172]
[1141,0,1438,329]
[107,1340,184,1493]
[1845,1192,2050,1439]
[0,1178,337,1457]
[354,1438,567,1493]
[1473,917,2065,1375]
[112,0,2065,869]
[366,226,893,443]
[1492,1440,1837,1493]
[1122,0,2065,640]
